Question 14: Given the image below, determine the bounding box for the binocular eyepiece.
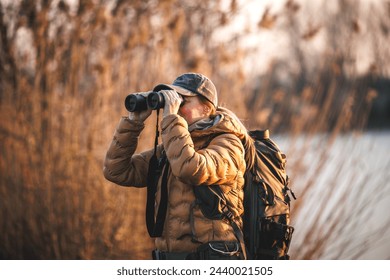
[124,91,165,112]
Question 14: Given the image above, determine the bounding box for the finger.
[161,90,181,103]
[160,89,174,99]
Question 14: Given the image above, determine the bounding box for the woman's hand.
[160,89,183,118]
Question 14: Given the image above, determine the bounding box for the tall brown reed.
[0,0,388,259]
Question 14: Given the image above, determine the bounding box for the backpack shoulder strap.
[217,189,248,260]
[249,129,269,140]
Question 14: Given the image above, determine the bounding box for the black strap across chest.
[145,109,170,237]
[146,152,169,237]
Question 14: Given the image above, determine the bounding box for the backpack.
[243,129,296,259]
[193,129,296,260]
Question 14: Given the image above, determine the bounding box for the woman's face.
[178,96,208,125]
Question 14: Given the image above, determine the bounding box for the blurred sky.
[2,0,388,76]
[215,0,389,76]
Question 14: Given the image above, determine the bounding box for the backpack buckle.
[221,205,234,222]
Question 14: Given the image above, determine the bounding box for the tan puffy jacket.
[103,107,251,253]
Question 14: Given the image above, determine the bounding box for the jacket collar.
[188,115,221,132]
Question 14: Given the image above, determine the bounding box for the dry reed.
[0,0,389,259]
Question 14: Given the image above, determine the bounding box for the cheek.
[178,103,203,124]
[179,106,194,120]
[179,106,191,116]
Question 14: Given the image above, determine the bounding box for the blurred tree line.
[0,0,389,259]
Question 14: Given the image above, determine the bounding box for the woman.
[103,73,254,259]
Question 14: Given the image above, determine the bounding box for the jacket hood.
[190,107,245,138]
[191,106,256,170]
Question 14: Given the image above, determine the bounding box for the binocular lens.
[124,92,165,112]
[124,94,147,112]
[147,92,165,110]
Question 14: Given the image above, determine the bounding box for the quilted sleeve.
[103,117,154,187]
[161,114,245,187]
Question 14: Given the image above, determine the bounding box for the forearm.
[103,117,148,186]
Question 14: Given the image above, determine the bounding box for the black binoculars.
[124,91,165,112]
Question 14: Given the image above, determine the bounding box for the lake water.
[274,130,390,259]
